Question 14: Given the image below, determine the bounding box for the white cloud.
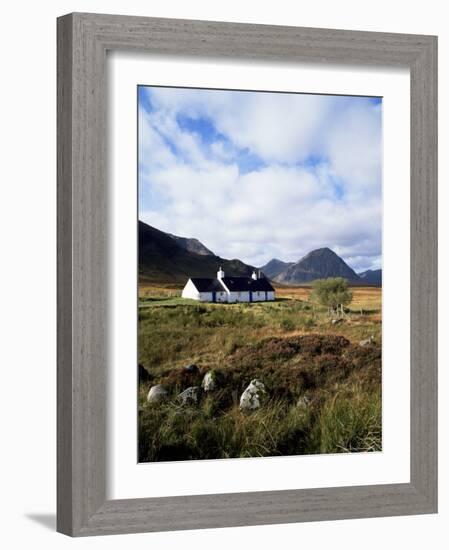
[138,87,382,271]
[324,102,382,198]
[147,87,336,163]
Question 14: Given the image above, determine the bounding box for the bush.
[299,316,316,330]
[310,277,353,315]
[280,318,295,331]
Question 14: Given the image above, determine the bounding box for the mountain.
[168,233,214,256]
[139,221,256,284]
[139,221,378,287]
[259,258,294,279]
[358,269,382,286]
[274,247,360,284]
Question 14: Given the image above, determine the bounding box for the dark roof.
[189,278,224,292]
[189,276,275,293]
[221,277,275,292]
[249,278,275,291]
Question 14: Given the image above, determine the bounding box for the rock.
[202,371,217,392]
[184,364,199,374]
[239,379,267,412]
[178,386,201,406]
[359,335,375,347]
[296,396,310,409]
[147,384,168,403]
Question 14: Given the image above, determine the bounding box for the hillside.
[358,269,382,286]
[168,233,214,256]
[274,247,360,284]
[259,258,294,279]
[139,221,256,284]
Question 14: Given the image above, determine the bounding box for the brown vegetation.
[138,284,382,462]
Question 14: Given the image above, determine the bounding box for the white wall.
[0,2,447,550]
[181,280,219,301]
[216,291,227,302]
[182,279,200,300]
[251,290,275,301]
[251,291,262,302]
[236,291,250,303]
[226,291,250,303]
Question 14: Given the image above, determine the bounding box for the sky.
[138,86,382,272]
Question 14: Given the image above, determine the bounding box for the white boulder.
[359,335,375,347]
[202,371,217,392]
[178,386,201,406]
[296,396,310,409]
[147,384,168,403]
[239,379,267,412]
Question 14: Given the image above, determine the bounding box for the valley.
[138,220,382,462]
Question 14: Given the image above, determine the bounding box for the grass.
[138,285,382,461]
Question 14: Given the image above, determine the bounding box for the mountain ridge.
[139,220,382,286]
[273,247,361,285]
[357,268,382,286]
[139,221,257,284]
[168,232,214,256]
[259,258,294,279]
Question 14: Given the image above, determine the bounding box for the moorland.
[138,284,382,462]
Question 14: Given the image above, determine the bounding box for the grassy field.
[138,284,382,462]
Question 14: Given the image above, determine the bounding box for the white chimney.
[217,267,225,280]
[251,270,257,280]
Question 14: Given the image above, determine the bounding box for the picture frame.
[57,12,437,536]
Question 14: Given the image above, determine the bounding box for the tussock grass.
[309,387,382,453]
[139,388,381,461]
[139,398,314,461]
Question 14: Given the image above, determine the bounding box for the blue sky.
[138,86,382,271]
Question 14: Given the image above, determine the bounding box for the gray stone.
[296,396,310,409]
[178,386,201,406]
[202,371,217,392]
[239,379,267,412]
[359,335,375,347]
[147,384,168,403]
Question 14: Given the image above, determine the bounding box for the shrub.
[299,316,316,330]
[280,318,295,331]
[310,277,353,316]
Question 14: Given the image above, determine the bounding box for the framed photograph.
[57,13,437,536]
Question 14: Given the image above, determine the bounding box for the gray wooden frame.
[57,12,438,537]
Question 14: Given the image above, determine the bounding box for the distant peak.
[303,247,337,258]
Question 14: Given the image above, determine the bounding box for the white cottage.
[182,268,275,303]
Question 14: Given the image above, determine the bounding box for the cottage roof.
[249,278,275,291]
[221,277,275,292]
[190,278,224,292]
